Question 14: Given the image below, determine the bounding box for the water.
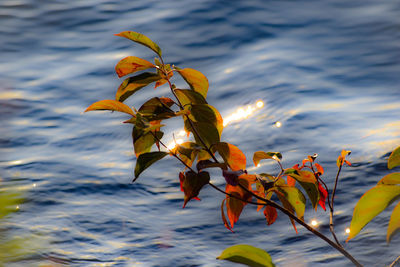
[1,0,400,266]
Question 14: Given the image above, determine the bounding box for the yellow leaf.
[347,185,400,241]
[115,56,155,78]
[387,201,400,243]
[115,31,162,56]
[177,68,209,99]
[85,99,135,116]
[388,146,400,169]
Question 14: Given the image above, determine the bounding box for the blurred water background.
[1,0,400,266]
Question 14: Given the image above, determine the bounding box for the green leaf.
[285,169,319,210]
[387,201,400,243]
[115,31,162,56]
[134,151,168,179]
[116,72,161,102]
[174,89,207,106]
[132,127,163,157]
[378,173,400,185]
[275,186,306,220]
[184,120,220,148]
[115,56,155,78]
[217,244,275,267]
[188,104,223,136]
[85,99,135,117]
[253,151,282,166]
[347,185,400,241]
[138,97,176,121]
[388,146,400,169]
[177,68,209,99]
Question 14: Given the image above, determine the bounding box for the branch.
[237,183,362,267]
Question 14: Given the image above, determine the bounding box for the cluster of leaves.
[348,146,400,243]
[85,31,399,266]
[85,31,330,234]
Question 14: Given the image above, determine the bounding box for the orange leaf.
[337,150,351,168]
[226,192,246,228]
[264,205,278,225]
[315,163,324,175]
[115,56,155,78]
[85,99,135,116]
[221,198,234,232]
[216,142,246,171]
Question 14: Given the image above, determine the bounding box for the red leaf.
[318,182,328,211]
[180,171,210,208]
[264,205,278,225]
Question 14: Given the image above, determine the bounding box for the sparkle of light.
[178,130,186,136]
[16,205,19,210]
[311,220,318,226]
[256,100,264,108]
[176,139,184,145]
[275,121,282,128]
[345,228,351,234]
[33,183,37,187]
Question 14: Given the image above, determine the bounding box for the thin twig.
[389,255,400,267]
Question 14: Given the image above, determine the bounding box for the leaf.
[221,198,234,232]
[177,68,209,99]
[275,190,298,233]
[264,205,278,225]
[388,146,400,169]
[253,151,282,166]
[85,99,135,116]
[134,151,168,180]
[315,163,324,175]
[196,160,227,171]
[378,173,400,185]
[275,186,306,220]
[115,72,161,102]
[223,169,247,186]
[188,104,223,136]
[174,89,207,106]
[318,182,328,211]
[217,244,275,267]
[387,201,400,243]
[347,185,400,241]
[173,142,200,167]
[115,31,162,56]
[132,126,163,157]
[285,169,319,210]
[226,192,246,228]
[337,149,351,168]
[225,179,252,228]
[215,142,246,171]
[115,56,155,78]
[179,171,210,208]
[185,121,220,148]
[138,97,175,121]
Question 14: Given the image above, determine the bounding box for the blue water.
[1,0,400,266]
